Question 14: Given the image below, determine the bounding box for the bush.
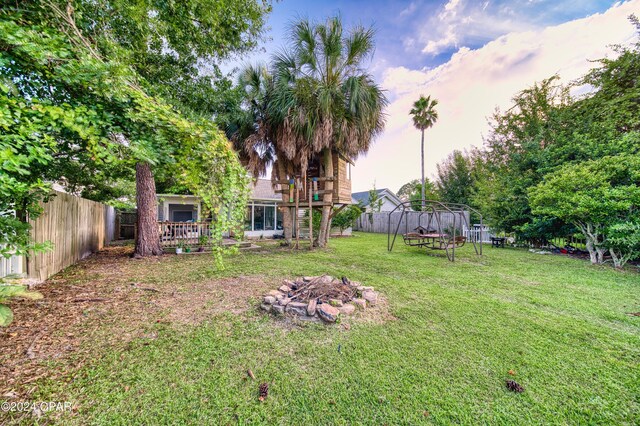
[606,221,640,268]
[332,205,363,235]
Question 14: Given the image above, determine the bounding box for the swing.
[388,200,481,262]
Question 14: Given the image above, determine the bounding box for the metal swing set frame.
[387,200,483,262]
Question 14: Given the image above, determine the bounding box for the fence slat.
[0,248,24,278]
[353,211,471,235]
[25,191,116,282]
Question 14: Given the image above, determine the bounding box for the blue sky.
[237,0,638,192]
[253,1,616,72]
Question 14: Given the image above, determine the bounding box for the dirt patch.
[1,246,139,395]
[1,245,394,401]
[158,276,274,325]
[0,246,274,398]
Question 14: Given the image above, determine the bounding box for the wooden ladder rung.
[274,177,334,185]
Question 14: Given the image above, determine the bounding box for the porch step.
[222,239,253,249]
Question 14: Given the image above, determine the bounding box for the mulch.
[0,246,163,398]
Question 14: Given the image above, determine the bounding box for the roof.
[157,194,199,199]
[251,178,280,201]
[156,179,279,202]
[351,188,403,207]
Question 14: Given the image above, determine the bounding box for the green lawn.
[25,233,640,424]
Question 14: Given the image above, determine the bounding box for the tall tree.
[474,77,570,236]
[64,0,270,257]
[1,2,252,260]
[435,150,475,205]
[473,16,640,249]
[229,65,295,245]
[410,95,439,210]
[251,16,387,247]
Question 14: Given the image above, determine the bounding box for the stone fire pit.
[260,275,379,323]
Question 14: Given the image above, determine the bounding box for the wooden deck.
[159,222,252,249]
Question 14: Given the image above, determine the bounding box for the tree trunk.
[581,222,603,265]
[609,249,622,268]
[134,162,162,257]
[420,129,425,211]
[276,161,293,245]
[317,149,334,247]
[585,238,598,264]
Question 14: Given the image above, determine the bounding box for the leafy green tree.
[368,185,384,213]
[397,180,420,201]
[475,17,640,248]
[75,0,270,257]
[332,205,363,236]
[78,0,272,119]
[0,3,251,261]
[435,150,475,205]
[410,95,439,210]
[606,222,640,268]
[398,179,439,207]
[409,181,439,210]
[474,76,570,236]
[547,15,640,166]
[529,155,640,266]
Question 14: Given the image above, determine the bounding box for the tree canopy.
[1,1,265,258]
[530,155,640,267]
[435,150,476,206]
[468,16,640,266]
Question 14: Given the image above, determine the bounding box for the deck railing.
[159,222,213,248]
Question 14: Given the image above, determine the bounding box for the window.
[254,205,265,230]
[244,203,281,232]
[276,207,283,230]
[264,205,275,230]
[172,211,194,222]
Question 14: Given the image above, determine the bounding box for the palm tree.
[232,65,276,177]
[269,16,387,247]
[410,95,439,210]
[229,65,297,244]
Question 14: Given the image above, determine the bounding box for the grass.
[15,233,640,424]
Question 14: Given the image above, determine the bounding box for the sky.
[235,0,639,193]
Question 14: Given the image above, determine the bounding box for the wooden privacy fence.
[25,192,116,282]
[353,211,470,235]
[117,211,137,240]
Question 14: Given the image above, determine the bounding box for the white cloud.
[399,2,417,18]
[417,0,542,55]
[351,0,639,193]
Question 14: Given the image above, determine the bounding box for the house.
[157,179,284,238]
[157,172,355,239]
[351,188,404,212]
